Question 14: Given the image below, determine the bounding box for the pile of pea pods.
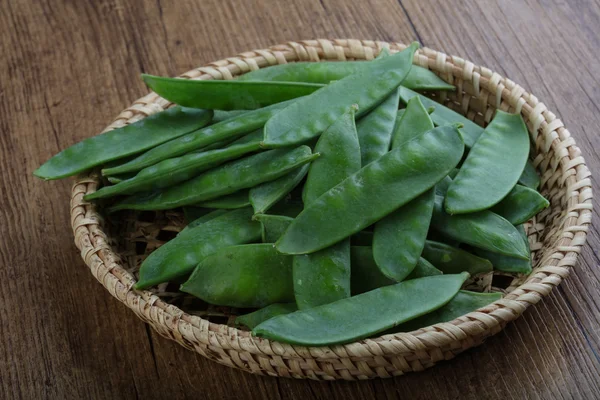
[35,43,549,346]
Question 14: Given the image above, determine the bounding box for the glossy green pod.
[180,244,294,308]
[212,109,249,123]
[196,190,250,209]
[472,224,532,274]
[135,208,261,289]
[182,209,229,233]
[490,184,549,225]
[445,111,530,214]
[183,206,212,223]
[519,160,541,190]
[276,125,464,255]
[435,175,454,197]
[235,303,298,330]
[431,196,530,260]
[405,258,443,279]
[249,164,310,215]
[390,96,434,148]
[421,240,493,275]
[253,214,293,243]
[263,43,418,148]
[34,107,213,180]
[252,272,470,346]
[350,246,395,295]
[110,146,318,211]
[142,74,322,110]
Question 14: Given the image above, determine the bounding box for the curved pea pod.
[182,209,229,233]
[435,175,453,197]
[472,224,532,274]
[212,109,249,123]
[253,214,293,243]
[390,291,501,333]
[142,74,322,110]
[372,189,435,281]
[180,244,294,308]
[405,258,442,280]
[196,190,250,209]
[431,196,530,260]
[276,125,464,255]
[85,139,262,200]
[263,43,418,148]
[253,272,470,346]
[102,101,293,176]
[350,246,395,295]
[519,160,541,190]
[135,207,260,289]
[34,107,213,180]
[390,96,434,148]
[445,111,530,214]
[490,184,549,225]
[421,240,493,275]
[235,303,297,330]
[109,146,318,211]
[250,164,310,215]
[398,86,483,147]
[106,173,135,184]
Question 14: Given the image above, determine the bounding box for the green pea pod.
[109,146,318,211]
[390,96,434,148]
[235,303,298,330]
[180,244,294,308]
[263,43,418,148]
[431,196,529,260]
[86,139,262,200]
[142,74,322,110]
[249,164,310,215]
[405,258,443,279]
[182,209,229,233]
[226,129,264,147]
[472,225,532,274]
[421,240,493,275]
[212,109,249,123]
[106,173,135,184]
[265,201,304,218]
[445,111,530,214]
[398,86,483,147]
[253,272,470,346]
[196,190,250,209]
[490,184,549,225]
[252,214,293,243]
[276,124,464,255]
[372,189,435,281]
[519,160,541,190]
[34,107,213,180]
[136,207,261,289]
[350,246,395,295]
[390,291,501,333]
[435,175,453,197]
[183,206,211,223]
[103,101,294,176]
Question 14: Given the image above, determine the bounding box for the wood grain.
[0,0,598,398]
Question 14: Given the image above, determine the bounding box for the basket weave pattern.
[70,40,592,380]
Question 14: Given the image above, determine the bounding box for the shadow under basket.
[71,40,592,380]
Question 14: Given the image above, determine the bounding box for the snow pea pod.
[212,109,249,123]
[263,43,418,148]
[398,86,483,147]
[445,111,530,214]
[109,146,318,211]
[34,107,213,180]
[196,190,250,209]
[276,124,464,255]
[490,184,549,225]
[253,272,470,346]
[390,96,434,148]
[431,196,529,260]
[103,101,293,176]
[183,206,211,223]
[249,164,309,215]
[421,240,493,275]
[142,74,322,110]
[405,258,442,280]
[180,244,294,308]
[472,224,532,274]
[519,160,540,190]
[106,173,134,184]
[235,303,298,330]
[136,207,260,289]
[182,209,229,233]
[253,214,293,243]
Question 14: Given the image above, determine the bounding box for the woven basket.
[71,40,593,380]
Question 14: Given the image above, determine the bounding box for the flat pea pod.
[85,139,262,200]
[182,209,229,233]
[106,173,135,184]
[34,107,213,180]
[350,246,395,295]
[110,146,318,212]
[196,190,250,209]
[142,74,322,110]
[183,206,212,223]
[103,101,293,176]
[180,244,294,308]
[249,164,310,215]
[136,207,260,289]
[398,86,483,147]
[445,111,530,214]
[405,258,442,280]
[253,214,293,243]
[519,160,541,190]
[390,291,501,333]
[263,43,418,148]
[372,189,435,281]
[421,240,493,275]
[235,303,298,330]
[390,96,434,148]
[490,184,549,225]
[276,125,464,255]
[253,272,470,346]
[472,224,532,274]
[435,175,453,197]
[212,109,249,123]
[431,196,529,260]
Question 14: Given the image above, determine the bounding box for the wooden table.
[2,0,599,398]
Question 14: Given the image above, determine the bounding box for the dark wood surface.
[1,0,599,398]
